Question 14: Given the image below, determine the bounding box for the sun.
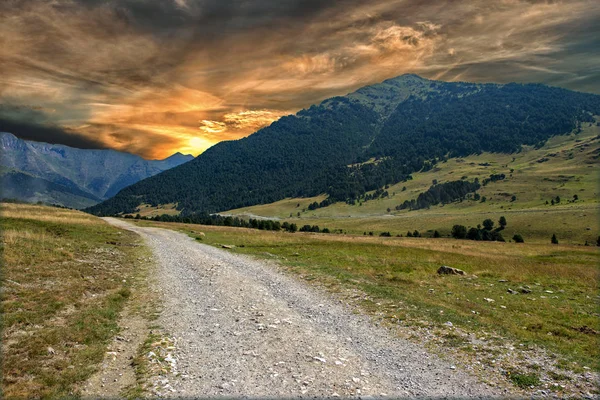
[185,136,214,155]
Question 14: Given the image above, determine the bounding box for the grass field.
[130,217,599,394]
[0,203,149,398]
[225,124,600,244]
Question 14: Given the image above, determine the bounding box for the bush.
[512,234,524,243]
[451,225,467,239]
[467,227,482,240]
[482,219,495,230]
[433,230,441,238]
[482,230,505,242]
[551,234,559,244]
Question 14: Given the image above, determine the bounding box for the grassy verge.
[132,219,599,377]
[1,203,147,398]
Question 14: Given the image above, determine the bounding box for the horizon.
[1,1,599,159]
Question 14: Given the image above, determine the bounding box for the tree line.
[121,213,333,234]
[396,179,481,211]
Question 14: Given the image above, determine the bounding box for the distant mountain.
[86,75,600,216]
[0,132,193,208]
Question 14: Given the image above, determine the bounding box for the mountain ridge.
[0,132,193,207]
[86,75,600,216]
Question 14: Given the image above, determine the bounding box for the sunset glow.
[1,0,598,159]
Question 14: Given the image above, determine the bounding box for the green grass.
[1,203,147,398]
[509,372,541,388]
[225,124,600,244]
[132,219,600,375]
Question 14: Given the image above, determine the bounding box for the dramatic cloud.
[1,0,598,158]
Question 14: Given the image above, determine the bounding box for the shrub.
[512,234,524,243]
[482,219,495,230]
[551,234,559,244]
[451,225,467,239]
[467,227,482,240]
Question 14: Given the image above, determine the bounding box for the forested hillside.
[86,75,600,216]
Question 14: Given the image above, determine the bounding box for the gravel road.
[105,218,503,398]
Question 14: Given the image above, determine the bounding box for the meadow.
[0,203,149,398]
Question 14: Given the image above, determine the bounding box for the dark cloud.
[0,118,107,150]
[0,104,106,149]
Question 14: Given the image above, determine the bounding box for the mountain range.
[0,132,193,208]
[84,74,600,216]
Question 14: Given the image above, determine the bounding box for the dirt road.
[105,218,504,398]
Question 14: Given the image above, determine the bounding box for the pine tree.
[551,234,559,244]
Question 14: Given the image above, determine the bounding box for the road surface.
[105,218,503,398]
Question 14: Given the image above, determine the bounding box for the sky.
[1,0,599,159]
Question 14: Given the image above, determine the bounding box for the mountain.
[86,75,600,216]
[0,132,193,208]
[0,168,103,209]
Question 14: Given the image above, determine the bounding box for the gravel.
[106,218,505,398]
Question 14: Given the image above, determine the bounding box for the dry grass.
[1,203,147,398]
[1,203,98,225]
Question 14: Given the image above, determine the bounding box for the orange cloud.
[1,0,598,159]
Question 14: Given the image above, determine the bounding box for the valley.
[3,76,599,398]
[145,121,600,245]
[3,1,600,398]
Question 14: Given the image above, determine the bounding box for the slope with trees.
[86,75,600,216]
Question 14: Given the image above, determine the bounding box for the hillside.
[0,168,102,209]
[86,75,600,216]
[225,121,600,244]
[0,132,193,208]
